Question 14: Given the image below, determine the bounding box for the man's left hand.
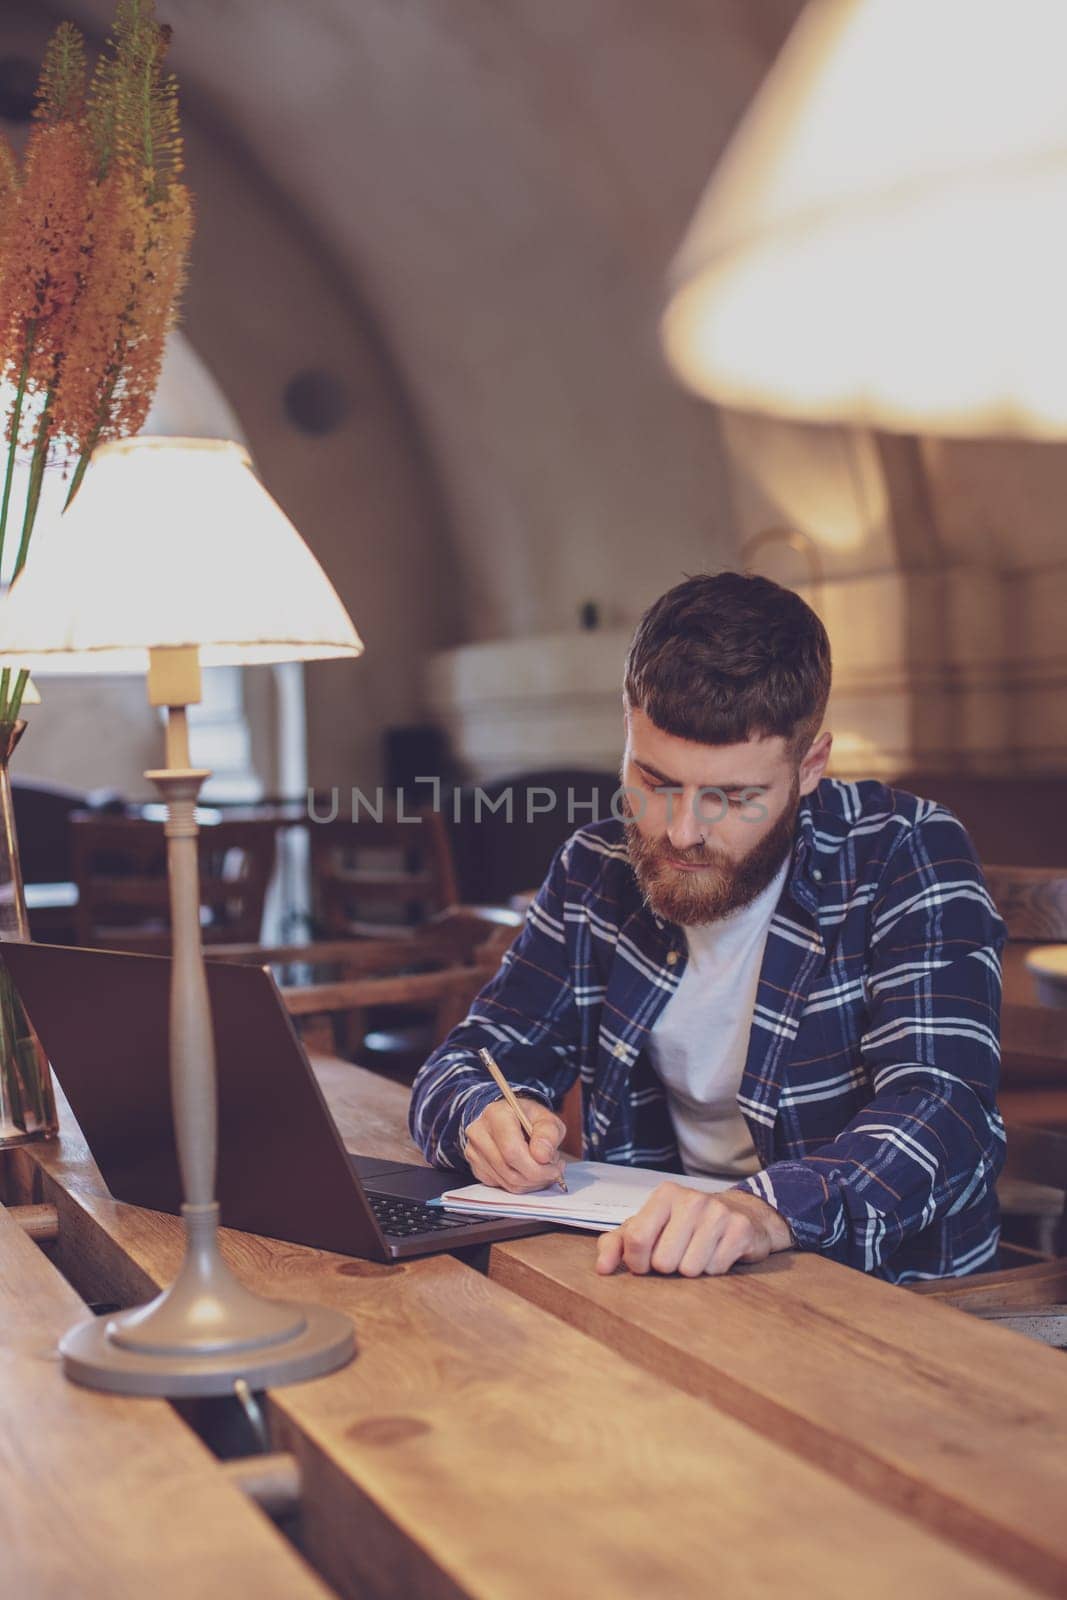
[595,1182,794,1277]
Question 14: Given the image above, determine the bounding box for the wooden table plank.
[0,1199,332,1600]
[10,1092,1029,1600]
[315,1057,1067,1596]
[489,1228,1067,1595]
[310,1054,423,1165]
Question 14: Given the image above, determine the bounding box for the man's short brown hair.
[623,571,831,764]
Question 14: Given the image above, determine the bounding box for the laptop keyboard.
[367,1192,487,1237]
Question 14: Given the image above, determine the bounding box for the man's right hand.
[463,1096,567,1193]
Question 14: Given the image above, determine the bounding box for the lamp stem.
[59,716,355,1394]
[158,759,215,1208]
[165,703,192,771]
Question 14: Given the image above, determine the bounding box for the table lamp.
[0,435,363,1395]
[662,0,1067,439]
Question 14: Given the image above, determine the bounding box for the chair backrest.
[1002,1121,1067,1190]
[421,903,523,964]
[309,807,458,939]
[279,961,498,1044]
[12,779,120,885]
[999,1120,1067,1262]
[984,865,1067,942]
[893,777,1067,868]
[207,906,523,977]
[70,813,276,952]
[1000,1000,1067,1076]
[446,768,620,904]
[985,864,1067,1086]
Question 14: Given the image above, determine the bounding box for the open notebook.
[430,1160,735,1233]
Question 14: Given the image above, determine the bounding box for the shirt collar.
[788,783,859,915]
[785,792,822,914]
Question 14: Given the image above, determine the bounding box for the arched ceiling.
[40,0,804,637]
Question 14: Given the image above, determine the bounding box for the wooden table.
[0,1196,331,1599]
[320,1060,1067,1597]
[1,1062,1063,1600]
[1025,946,1067,1008]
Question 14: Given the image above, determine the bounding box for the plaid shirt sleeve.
[408,841,581,1169]
[736,808,1008,1274]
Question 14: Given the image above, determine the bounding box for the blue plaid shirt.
[410,779,1007,1282]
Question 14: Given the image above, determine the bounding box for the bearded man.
[409,572,1007,1282]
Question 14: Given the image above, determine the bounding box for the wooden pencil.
[477,1047,569,1193]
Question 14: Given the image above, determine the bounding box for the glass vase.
[0,720,58,1145]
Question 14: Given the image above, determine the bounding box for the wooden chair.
[69,813,276,953]
[975,866,1067,1248]
[14,782,121,944]
[911,1124,1067,1347]
[982,865,1067,1096]
[907,867,1067,1342]
[309,807,459,939]
[13,779,120,886]
[210,906,524,1076]
[894,775,1067,869]
[984,864,1067,1008]
[985,865,1067,942]
[446,767,619,905]
[209,906,521,985]
[279,962,498,1067]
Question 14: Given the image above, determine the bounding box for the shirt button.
[812,868,823,881]
[613,1042,627,1059]
[666,950,679,966]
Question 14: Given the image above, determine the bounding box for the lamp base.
[59,1202,355,1396]
[60,1301,355,1397]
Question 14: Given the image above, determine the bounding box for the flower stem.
[0,323,35,580]
[13,382,55,582]
[0,968,27,1133]
[7,670,29,723]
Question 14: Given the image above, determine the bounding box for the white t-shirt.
[646,858,789,1179]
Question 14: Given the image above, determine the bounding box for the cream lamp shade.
[662,0,1067,439]
[0,436,363,670]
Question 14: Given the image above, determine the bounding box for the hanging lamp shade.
[662,0,1067,439]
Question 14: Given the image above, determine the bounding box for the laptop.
[2,942,549,1262]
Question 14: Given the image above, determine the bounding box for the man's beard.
[622,775,801,926]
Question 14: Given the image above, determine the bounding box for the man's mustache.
[652,843,728,870]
